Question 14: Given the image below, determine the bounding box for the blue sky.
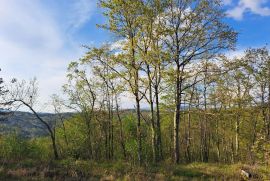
[224,0,270,49]
[0,0,270,111]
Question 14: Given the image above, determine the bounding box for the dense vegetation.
[0,0,270,180]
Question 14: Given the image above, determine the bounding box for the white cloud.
[0,0,96,112]
[224,49,245,59]
[227,6,246,20]
[69,0,96,29]
[227,0,270,20]
[222,0,233,5]
[0,1,63,50]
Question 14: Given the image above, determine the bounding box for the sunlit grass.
[0,159,269,180]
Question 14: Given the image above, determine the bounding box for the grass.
[0,159,269,180]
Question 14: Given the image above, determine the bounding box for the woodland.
[0,0,270,180]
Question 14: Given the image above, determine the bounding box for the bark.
[13,99,59,160]
[174,65,182,164]
[155,83,163,161]
[265,62,270,139]
[201,66,209,162]
[235,81,241,158]
[115,95,127,159]
[146,64,157,163]
[186,107,191,162]
[173,25,182,163]
[136,94,142,165]
[185,76,197,162]
[85,113,93,159]
[131,34,143,165]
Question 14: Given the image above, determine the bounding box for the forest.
[0,0,270,180]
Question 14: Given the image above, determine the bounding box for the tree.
[100,0,147,165]
[244,48,270,139]
[159,0,236,163]
[135,0,166,162]
[2,78,59,159]
[0,69,5,96]
[50,94,69,148]
[64,61,98,159]
[0,69,12,120]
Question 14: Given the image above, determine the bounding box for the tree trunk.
[136,95,142,165]
[50,131,59,160]
[85,115,93,159]
[174,72,182,164]
[155,84,163,161]
[266,63,270,140]
[115,96,127,159]
[201,66,209,162]
[235,80,241,159]
[146,64,157,163]
[186,77,197,162]
[16,100,60,160]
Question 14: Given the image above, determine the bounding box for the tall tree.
[244,48,270,139]
[159,0,236,163]
[136,0,166,162]
[64,62,97,159]
[100,0,146,165]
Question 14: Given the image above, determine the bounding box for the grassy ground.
[0,159,269,180]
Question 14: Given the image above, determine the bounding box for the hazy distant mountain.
[0,110,73,138]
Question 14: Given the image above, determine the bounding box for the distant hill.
[0,110,74,138]
[0,107,187,138]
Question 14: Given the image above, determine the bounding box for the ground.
[0,159,269,180]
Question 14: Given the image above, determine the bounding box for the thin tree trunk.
[115,95,127,159]
[155,83,163,161]
[201,66,209,162]
[186,77,197,162]
[174,73,181,164]
[51,132,59,160]
[235,81,241,159]
[146,64,157,163]
[136,95,142,165]
[15,100,60,160]
[85,113,93,160]
[266,63,270,139]
[130,31,143,165]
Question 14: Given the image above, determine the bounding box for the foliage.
[0,134,51,161]
[1,0,270,180]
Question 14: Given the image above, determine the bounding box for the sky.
[0,0,270,112]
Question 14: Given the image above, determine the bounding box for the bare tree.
[2,78,59,159]
[50,94,69,148]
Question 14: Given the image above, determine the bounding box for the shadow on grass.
[173,166,211,178]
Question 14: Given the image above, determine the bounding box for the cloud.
[227,0,270,20]
[69,0,96,29]
[222,0,233,5]
[0,1,63,50]
[227,6,246,20]
[224,49,245,59]
[0,0,96,112]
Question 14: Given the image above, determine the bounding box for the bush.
[0,134,52,161]
[0,134,29,160]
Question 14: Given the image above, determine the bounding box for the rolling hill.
[0,110,73,138]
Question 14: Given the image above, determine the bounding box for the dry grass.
[0,160,269,180]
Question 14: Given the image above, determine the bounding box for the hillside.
[0,111,73,138]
